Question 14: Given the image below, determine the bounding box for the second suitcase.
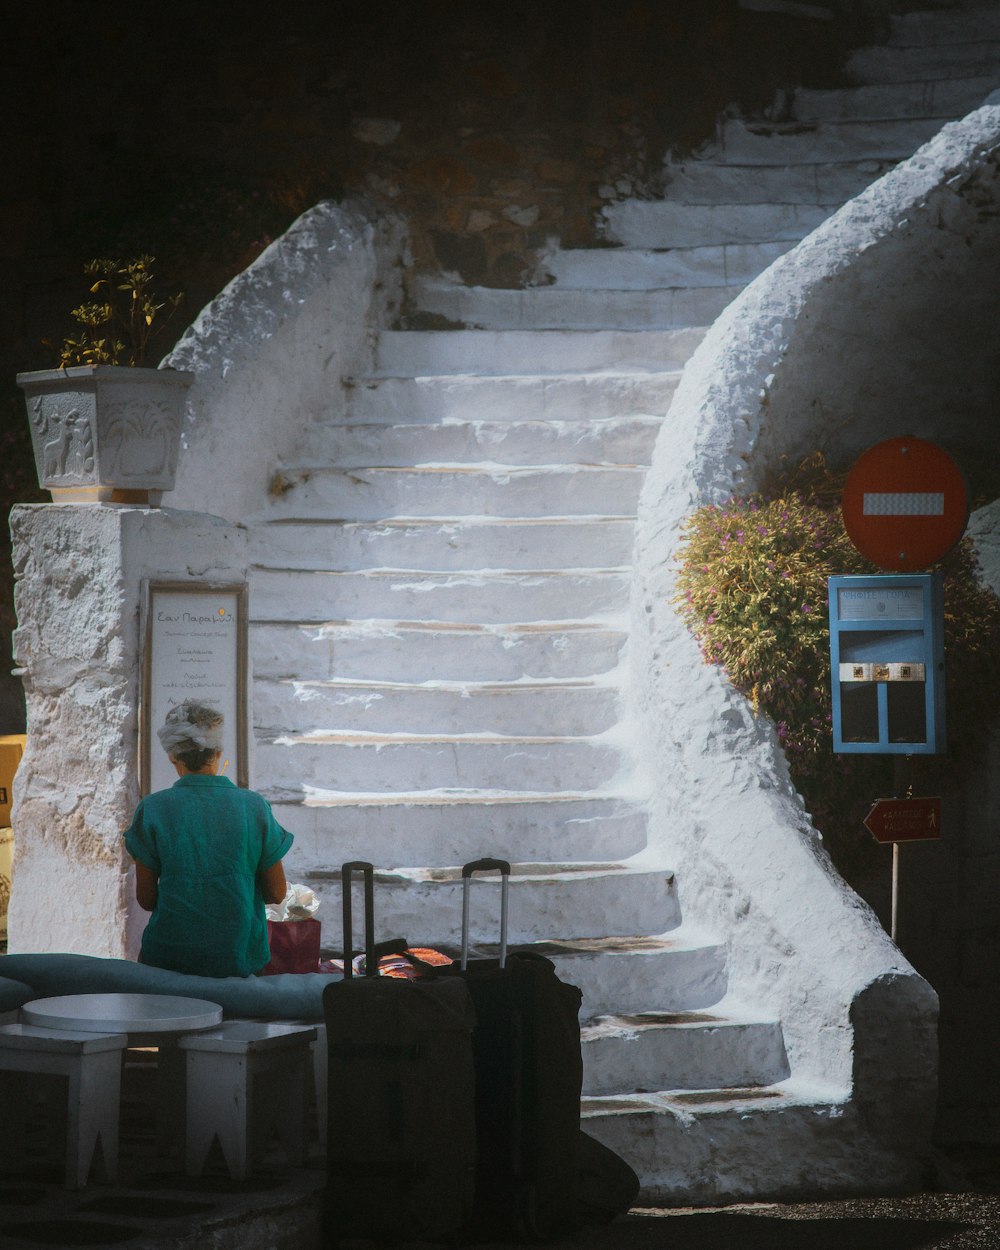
[449,858,585,1242]
[322,861,477,1245]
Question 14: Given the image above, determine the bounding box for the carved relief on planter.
[18,366,194,504]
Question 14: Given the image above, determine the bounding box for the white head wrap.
[157,701,224,757]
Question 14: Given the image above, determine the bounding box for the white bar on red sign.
[862,492,944,516]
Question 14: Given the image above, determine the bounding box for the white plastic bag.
[265,882,320,922]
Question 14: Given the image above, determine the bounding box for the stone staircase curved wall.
[156,6,1000,1203]
[628,93,1000,1189]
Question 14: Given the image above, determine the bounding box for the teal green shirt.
[124,774,293,978]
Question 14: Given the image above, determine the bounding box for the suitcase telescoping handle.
[461,857,511,972]
[341,860,376,980]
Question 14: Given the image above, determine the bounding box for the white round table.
[22,992,222,1037]
[19,993,225,1167]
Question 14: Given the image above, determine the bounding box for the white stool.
[0,1023,128,1188]
[178,1020,316,1180]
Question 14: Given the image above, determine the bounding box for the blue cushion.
[0,954,339,1022]
[0,974,34,1013]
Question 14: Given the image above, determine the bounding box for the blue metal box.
[828,574,945,754]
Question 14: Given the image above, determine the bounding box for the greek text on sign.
[837,587,925,620]
[863,796,942,844]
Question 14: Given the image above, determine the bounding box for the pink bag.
[261,917,321,975]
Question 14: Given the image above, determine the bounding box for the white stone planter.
[17,365,194,504]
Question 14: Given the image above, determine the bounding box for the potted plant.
[17,256,193,505]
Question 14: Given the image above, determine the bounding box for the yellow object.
[0,735,26,827]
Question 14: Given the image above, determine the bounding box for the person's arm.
[134,860,159,912]
[259,858,287,905]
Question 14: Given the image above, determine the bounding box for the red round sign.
[841,436,969,570]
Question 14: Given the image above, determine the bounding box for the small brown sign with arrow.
[864,796,941,844]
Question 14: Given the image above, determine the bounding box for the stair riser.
[581,1020,789,1095]
[583,1099,848,1204]
[792,76,999,122]
[345,373,682,423]
[661,159,890,205]
[718,117,944,165]
[845,42,1000,85]
[319,418,662,467]
[265,466,646,521]
[267,797,649,864]
[250,623,627,682]
[374,328,706,375]
[300,870,681,945]
[255,738,625,792]
[600,202,828,248]
[551,945,729,1018]
[252,568,630,625]
[254,679,620,737]
[545,243,792,289]
[410,284,738,330]
[250,518,637,573]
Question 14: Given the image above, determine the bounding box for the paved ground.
[9,1181,1000,1250]
[4,1063,1000,1250]
[6,1147,1000,1249]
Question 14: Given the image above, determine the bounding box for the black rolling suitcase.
[322,861,477,1246]
[448,858,586,1242]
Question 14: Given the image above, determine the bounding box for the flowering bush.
[675,484,1000,881]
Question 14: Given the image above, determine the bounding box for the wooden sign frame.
[141,581,249,795]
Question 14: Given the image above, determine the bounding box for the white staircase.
[247,7,1000,1198]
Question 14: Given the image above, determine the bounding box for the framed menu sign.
[141,582,249,795]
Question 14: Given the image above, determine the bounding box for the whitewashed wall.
[7,199,406,958]
[8,506,247,955]
[163,200,407,522]
[630,97,1000,1156]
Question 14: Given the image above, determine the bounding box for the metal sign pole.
[891,842,900,944]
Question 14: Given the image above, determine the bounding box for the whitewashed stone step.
[891,9,1000,47]
[268,793,648,865]
[374,328,707,375]
[262,464,647,521]
[791,76,999,122]
[599,201,830,248]
[254,676,619,737]
[661,157,894,204]
[717,115,945,164]
[543,241,794,289]
[250,621,626,682]
[319,417,662,467]
[346,372,682,424]
[845,41,1000,85]
[327,929,728,1017]
[252,567,630,625]
[581,1006,789,1096]
[582,1081,847,1203]
[537,932,729,1017]
[300,861,680,945]
[250,517,636,572]
[256,732,624,792]
[408,281,739,330]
